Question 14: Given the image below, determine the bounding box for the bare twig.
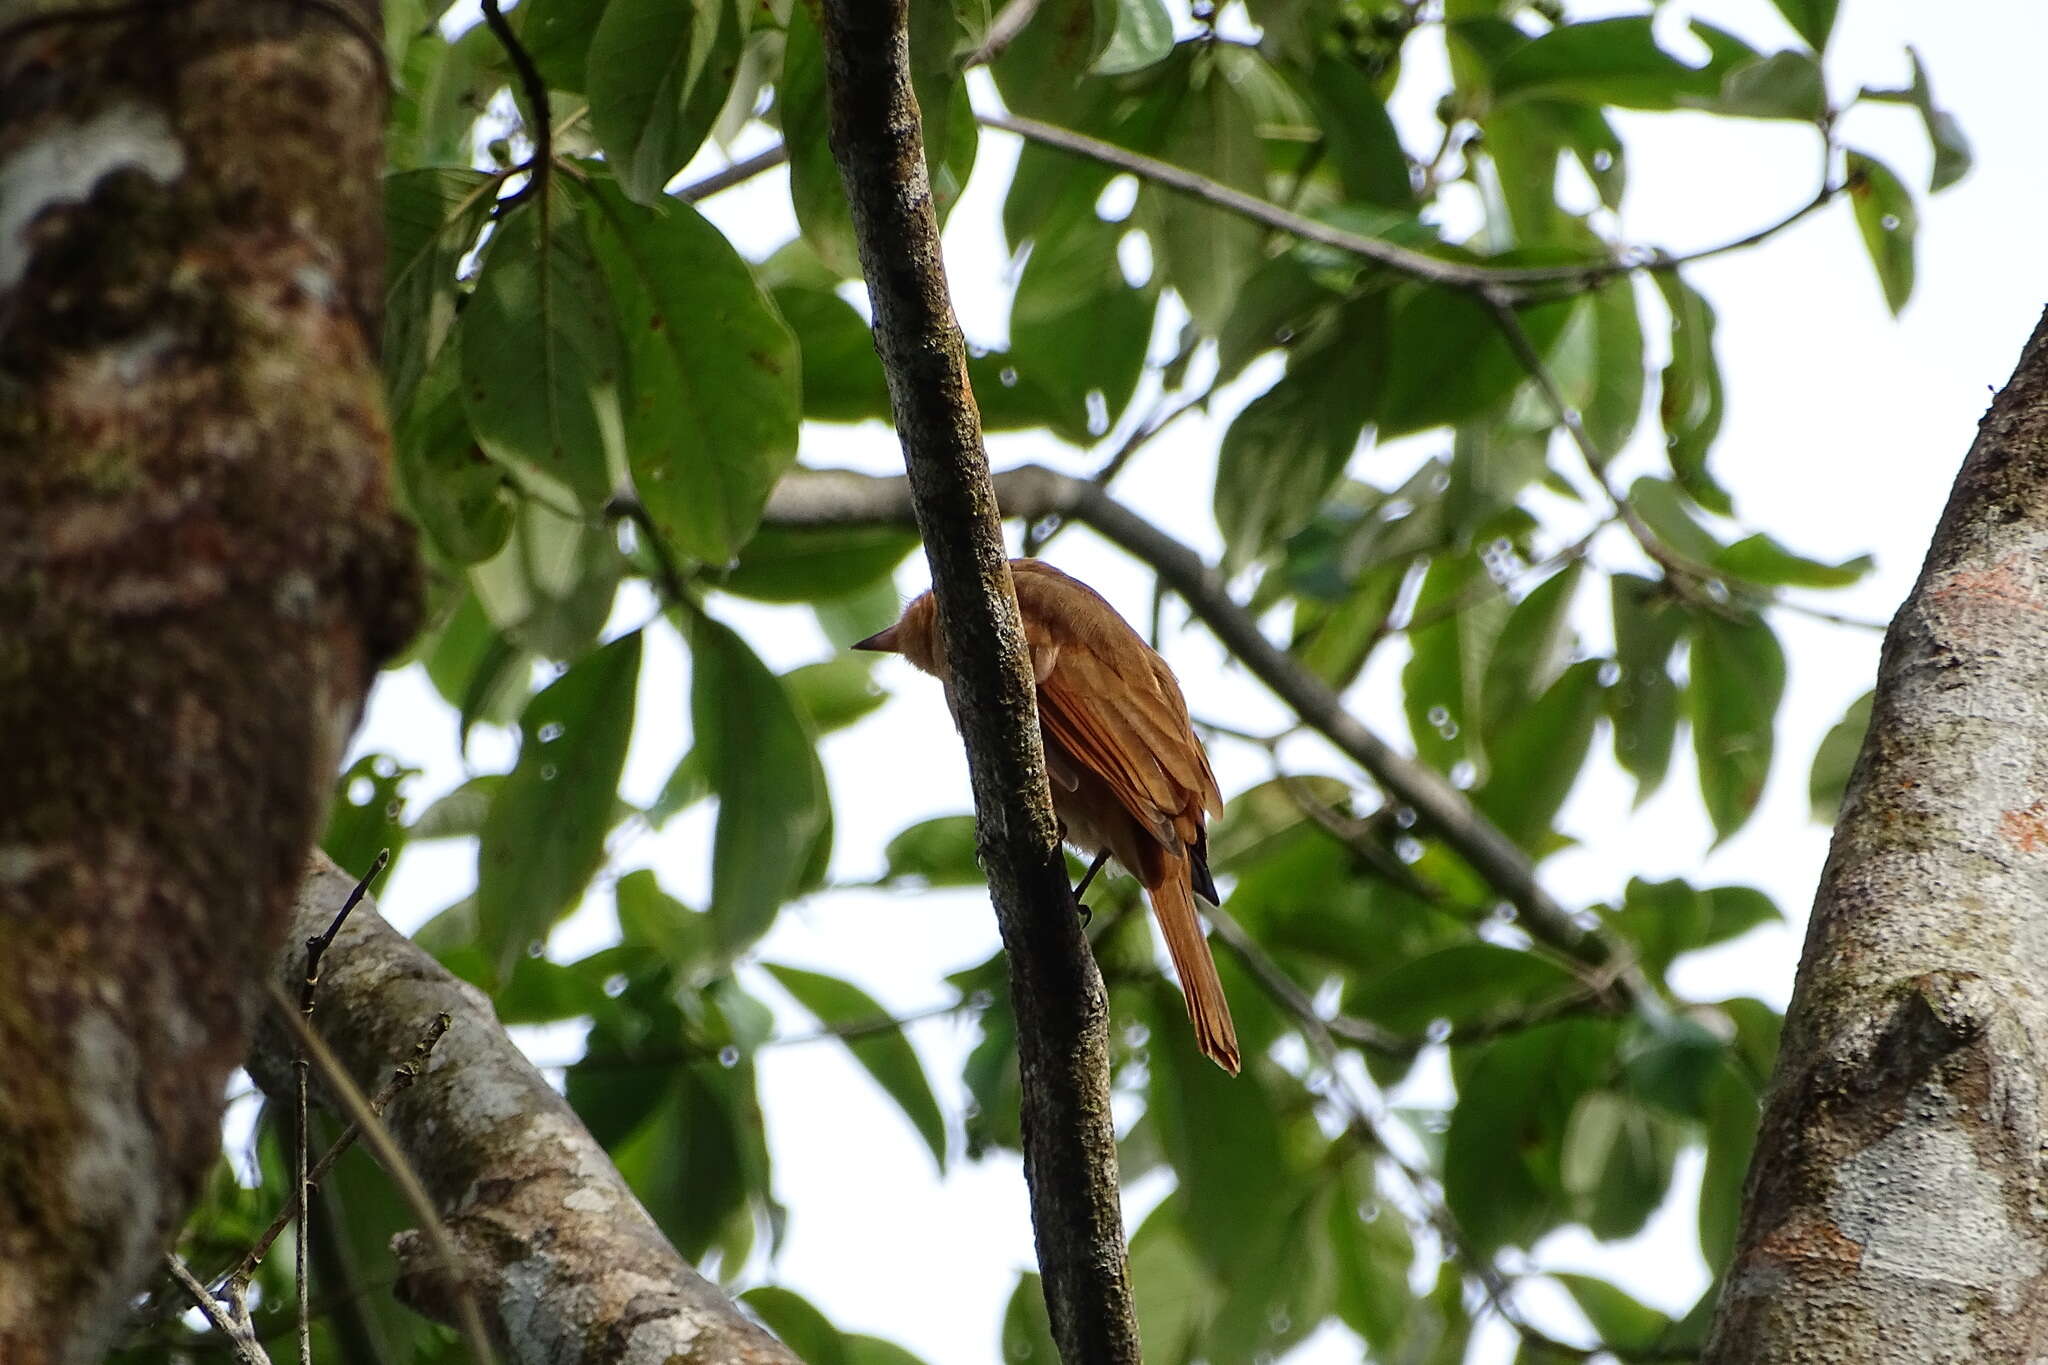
[222,1013,451,1292]
[677,143,791,204]
[961,0,1040,67]
[266,984,497,1365]
[479,0,550,212]
[165,1254,271,1365]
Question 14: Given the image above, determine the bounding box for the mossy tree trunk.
[1706,308,2048,1361]
[0,2,416,1360]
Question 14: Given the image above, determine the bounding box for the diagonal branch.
[980,111,1840,300]
[808,2,1140,1361]
[768,465,1605,965]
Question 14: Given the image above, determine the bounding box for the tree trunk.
[0,3,415,1361]
[1705,307,2048,1362]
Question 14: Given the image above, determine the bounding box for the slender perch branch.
[808,1,1141,1359]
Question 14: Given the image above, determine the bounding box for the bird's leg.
[1071,850,1110,924]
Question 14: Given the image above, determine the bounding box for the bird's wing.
[1019,579,1208,854]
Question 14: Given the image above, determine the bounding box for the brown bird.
[854,558,1240,1074]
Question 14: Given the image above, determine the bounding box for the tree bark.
[0,3,416,1361]
[1704,307,2048,1362]
[809,3,1141,1360]
[245,855,801,1365]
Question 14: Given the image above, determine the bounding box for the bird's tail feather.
[1149,870,1240,1075]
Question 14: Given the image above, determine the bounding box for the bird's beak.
[851,622,902,653]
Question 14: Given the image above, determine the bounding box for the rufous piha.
[854,558,1240,1074]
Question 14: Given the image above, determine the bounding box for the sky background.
[339,1,2048,1359]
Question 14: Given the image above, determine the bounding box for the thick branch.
[0,4,416,1360]
[246,855,799,1365]
[767,466,1593,960]
[1704,308,2048,1359]
[809,2,1140,1360]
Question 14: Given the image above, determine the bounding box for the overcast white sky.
[348,1,2048,1359]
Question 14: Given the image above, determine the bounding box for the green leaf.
[764,963,947,1169]
[385,167,492,418]
[1094,0,1174,75]
[1716,51,1827,121]
[1213,297,1384,569]
[1148,985,1291,1272]
[906,0,978,223]
[1555,1273,1673,1354]
[1378,284,1573,439]
[518,0,605,91]
[396,354,515,565]
[1403,553,1509,777]
[688,607,832,954]
[1490,18,1745,111]
[1152,53,1266,333]
[784,656,888,734]
[741,1287,851,1365]
[881,815,983,887]
[1608,572,1685,801]
[1628,475,1725,564]
[1474,658,1605,849]
[1768,0,1838,51]
[423,592,530,730]
[1444,1018,1620,1253]
[1349,943,1579,1035]
[1330,1159,1413,1353]
[469,496,623,659]
[1700,1062,1760,1270]
[615,868,713,977]
[1302,52,1413,209]
[1559,1090,1681,1240]
[780,5,862,276]
[1482,561,1582,734]
[1715,533,1873,588]
[845,1336,935,1365]
[461,190,624,511]
[1010,216,1155,442]
[324,754,417,882]
[496,952,614,1024]
[1128,1206,1214,1360]
[608,1063,750,1260]
[720,524,918,602]
[583,180,801,565]
[1655,274,1732,516]
[1620,1009,1728,1117]
[1690,611,1786,842]
[992,0,1115,120]
[388,22,498,170]
[477,631,643,979]
[1001,1274,1060,1364]
[1552,275,1646,459]
[769,284,892,423]
[410,774,503,841]
[588,0,743,204]
[1862,48,1971,192]
[1846,149,1918,314]
[1809,688,1872,822]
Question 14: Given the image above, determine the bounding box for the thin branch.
[981,111,1840,299]
[676,143,791,204]
[479,0,550,212]
[221,1014,452,1293]
[265,985,497,1365]
[1203,902,1408,1056]
[165,1254,271,1365]
[811,0,1140,1357]
[961,0,1040,68]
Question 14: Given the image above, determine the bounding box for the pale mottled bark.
[1705,308,2048,1362]
[247,855,799,1365]
[0,3,414,1361]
